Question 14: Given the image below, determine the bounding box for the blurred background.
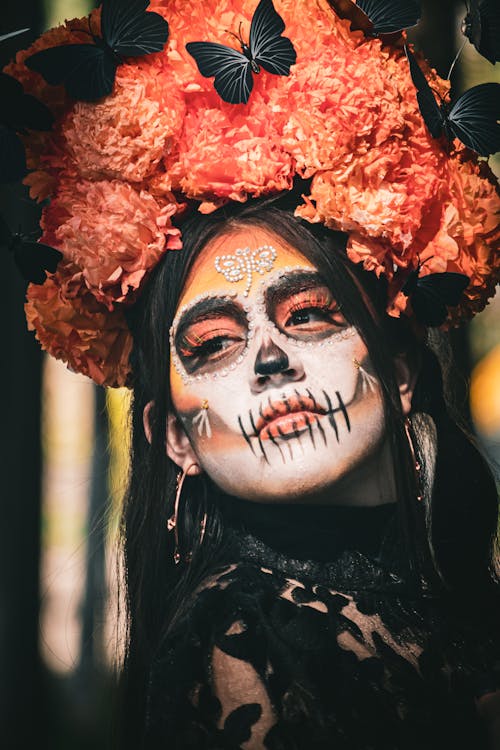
[1,0,499,748]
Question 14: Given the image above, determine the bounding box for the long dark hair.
[119,200,499,746]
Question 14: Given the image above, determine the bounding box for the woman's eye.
[196,335,233,356]
[176,317,247,374]
[274,287,346,336]
[286,306,334,327]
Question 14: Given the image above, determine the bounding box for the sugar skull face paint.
[168,226,388,503]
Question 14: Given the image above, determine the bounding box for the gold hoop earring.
[404,417,423,502]
[167,465,208,564]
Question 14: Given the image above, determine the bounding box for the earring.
[192,399,212,437]
[404,416,423,502]
[167,464,208,564]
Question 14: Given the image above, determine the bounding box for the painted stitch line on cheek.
[238,415,256,456]
[322,390,351,441]
[337,391,351,432]
[249,409,270,464]
[236,389,351,462]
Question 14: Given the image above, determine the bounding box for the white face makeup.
[168,227,387,503]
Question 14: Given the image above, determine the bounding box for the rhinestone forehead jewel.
[214,245,277,296]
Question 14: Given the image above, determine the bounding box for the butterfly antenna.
[226,21,246,46]
[446,39,467,80]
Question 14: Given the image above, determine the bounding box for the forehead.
[176,225,315,312]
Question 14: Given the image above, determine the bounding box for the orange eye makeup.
[268,275,347,340]
[177,314,247,374]
[171,270,351,380]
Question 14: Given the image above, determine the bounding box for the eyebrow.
[173,270,328,340]
[264,270,328,306]
[174,297,246,342]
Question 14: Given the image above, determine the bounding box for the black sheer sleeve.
[145,558,500,750]
[145,563,279,749]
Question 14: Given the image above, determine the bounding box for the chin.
[213,466,348,504]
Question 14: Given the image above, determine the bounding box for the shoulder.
[187,560,347,629]
[152,559,345,684]
[147,562,290,748]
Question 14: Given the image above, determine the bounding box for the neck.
[319,438,398,507]
[219,494,397,563]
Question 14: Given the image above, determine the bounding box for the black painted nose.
[254,339,289,376]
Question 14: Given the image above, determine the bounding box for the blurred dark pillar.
[1,3,46,749]
[80,386,109,679]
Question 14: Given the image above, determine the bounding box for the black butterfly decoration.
[461,0,500,65]
[327,0,421,36]
[25,0,169,102]
[0,72,54,184]
[186,0,296,105]
[405,46,500,157]
[0,28,29,43]
[1,213,62,285]
[402,266,469,327]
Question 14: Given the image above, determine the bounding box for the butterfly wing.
[476,0,500,64]
[14,240,63,284]
[463,0,500,64]
[186,41,253,104]
[26,43,117,101]
[405,47,444,139]
[249,0,296,75]
[0,71,24,101]
[405,272,469,327]
[0,73,53,133]
[326,0,374,34]
[101,0,169,56]
[462,0,482,49]
[357,0,421,34]
[0,125,27,183]
[0,28,29,43]
[447,83,500,156]
[15,92,54,132]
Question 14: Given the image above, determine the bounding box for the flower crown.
[2,0,499,387]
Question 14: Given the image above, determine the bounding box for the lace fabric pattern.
[145,531,499,749]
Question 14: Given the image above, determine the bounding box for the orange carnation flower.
[41,179,181,310]
[25,264,133,388]
[3,0,498,385]
[63,63,185,183]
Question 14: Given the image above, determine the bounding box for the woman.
[3,0,499,747]
[121,200,500,749]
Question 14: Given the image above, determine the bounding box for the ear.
[143,401,154,444]
[394,355,418,416]
[166,412,202,475]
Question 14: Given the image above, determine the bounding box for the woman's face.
[167,225,389,503]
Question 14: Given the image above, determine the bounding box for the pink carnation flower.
[25,264,133,388]
[42,179,181,310]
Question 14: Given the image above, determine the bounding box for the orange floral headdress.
[4,0,499,386]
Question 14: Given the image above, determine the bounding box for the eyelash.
[179,329,240,359]
[284,292,340,321]
[176,288,342,367]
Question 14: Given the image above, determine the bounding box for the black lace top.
[144,499,500,749]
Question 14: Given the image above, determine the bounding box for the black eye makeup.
[266,272,348,340]
[173,271,350,376]
[175,299,248,375]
